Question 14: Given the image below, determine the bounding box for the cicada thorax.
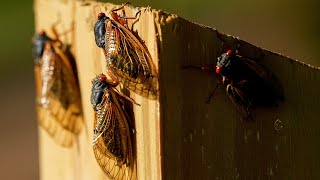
[91,74,136,179]
[94,11,159,100]
[33,31,83,147]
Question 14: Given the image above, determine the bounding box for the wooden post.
[35,1,161,179]
[35,1,320,179]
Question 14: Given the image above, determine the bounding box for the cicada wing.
[37,107,75,146]
[238,56,284,105]
[104,20,159,99]
[35,43,83,146]
[51,45,83,133]
[93,137,136,180]
[34,64,42,101]
[111,67,158,100]
[226,81,252,119]
[117,23,156,76]
[93,90,136,180]
[238,56,272,81]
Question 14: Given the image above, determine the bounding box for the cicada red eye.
[98,75,107,82]
[226,50,232,56]
[98,12,106,19]
[39,30,46,36]
[215,66,221,74]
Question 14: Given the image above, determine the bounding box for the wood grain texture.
[35,0,320,180]
[157,13,320,180]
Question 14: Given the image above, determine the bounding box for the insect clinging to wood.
[32,27,83,147]
[184,41,283,119]
[94,3,159,100]
[91,73,139,180]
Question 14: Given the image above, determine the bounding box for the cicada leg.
[206,84,219,104]
[106,69,120,87]
[182,64,220,103]
[112,86,139,134]
[50,18,74,50]
[182,64,215,72]
[206,73,226,103]
[111,2,142,30]
[110,2,134,28]
[226,81,253,120]
[112,87,140,107]
[226,82,247,107]
[130,10,142,31]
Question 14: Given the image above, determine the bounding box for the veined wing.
[238,55,284,103]
[35,42,83,146]
[237,55,273,81]
[104,20,159,100]
[93,89,136,180]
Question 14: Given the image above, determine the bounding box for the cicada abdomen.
[94,5,159,100]
[33,30,83,147]
[91,74,137,180]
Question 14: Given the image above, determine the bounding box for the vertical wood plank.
[35,1,162,179]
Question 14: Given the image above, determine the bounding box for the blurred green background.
[0,0,38,180]
[0,0,319,179]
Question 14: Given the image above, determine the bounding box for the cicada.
[91,74,138,180]
[94,3,159,100]
[185,48,283,119]
[33,29,83,147]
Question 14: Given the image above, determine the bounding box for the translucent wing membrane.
[105,20,158,99]
[94,11,159,100]
[36,106,75,146]
[33,33,83,147]
[91,74,136,180]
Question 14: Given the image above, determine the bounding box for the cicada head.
[94,12,110,48]
[91,74,110,109]
[216,50,236,76]
[32,31,50,64]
